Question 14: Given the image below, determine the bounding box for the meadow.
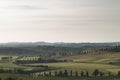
[0,52,120,80]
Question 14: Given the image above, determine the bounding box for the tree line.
[0,68,120,77]
[98,45,120,52]
[36,69,120,77]
[0,69,120,80]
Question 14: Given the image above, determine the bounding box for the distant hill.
[0,46,82,56]
[0,42,120,47]
[0,42,119,56]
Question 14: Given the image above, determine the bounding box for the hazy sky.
[0,0,120,42]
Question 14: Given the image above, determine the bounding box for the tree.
[108,72,111,76]
[80,71,84,77]
[43,72,46,76]
[5,77,21,80]
[75,71,78,77]
[0,69,4,73]
[58,70,63,76]
[48,71,52,76]
[118,71,120,76]
[93,69,100,76]
[86,71,89,77]
[100,72,104,77]
[70,70,73,76]
[64,70,68,76]
[54,71,57,76]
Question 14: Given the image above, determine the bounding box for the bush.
[93,69,100,76]
[5,77,23,80]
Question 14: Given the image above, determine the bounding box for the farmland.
[0,43,119,80]
[0,52,120,80]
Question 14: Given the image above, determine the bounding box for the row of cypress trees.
[37,69,120,77]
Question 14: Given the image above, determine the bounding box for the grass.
[31,62,120,75]
[0,61,30,69]
[27,52,120,75]
[0,74,120,80]
[0,52,120,80]
[54,52,120,63]
[0,73,36,80]
[38,76,120,80]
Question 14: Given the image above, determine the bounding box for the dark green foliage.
[0,46,82,56]
[5,77,22,80]
[63,70,68,76]
[117,71,120,76]
[80,71,84,77]
[75,71,78,77]
[58,70,63,76]
[48,71,52,76]
[93,69,100,76]
[86,71,89,77]
[108,72,112,76]
[100,72,104,77]
[54,71,57,76]
[70,70,73,76]
[99,45,120,52]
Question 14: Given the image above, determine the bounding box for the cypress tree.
[86,71,89,77]
[58,70,63,76]
[49,71,52,76]
[81,71,84,77]
[75,71,78,77]
[108,72,111,76]
[64,69,68,76]
[70,70,73,76]
[118,71,120,76]
[93,69,100,76]
[54,71,57,76]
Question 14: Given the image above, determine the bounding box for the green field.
[29,62,120,76]
[0,52,120,80]
[0,74,120,80]
[55,52,120,63]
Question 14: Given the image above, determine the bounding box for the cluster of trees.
[98,46,120,52]
[37,69,120,77]
[0,68,27,74]
[15,56,72,64]
[0,69,120,79]
[0,46,83,56]
[0,67,56,75]
[1,68,119,77]
[81,45,120,54]
[15,59,70,64]
[1,56,12,61]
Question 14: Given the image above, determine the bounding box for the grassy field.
[0,74,120,80]
[27,52,120,75]
[0,73,39,80]
[38,76,120,80]
[55,52,120,63]
[30,62,120,75]
[0,52,120,80]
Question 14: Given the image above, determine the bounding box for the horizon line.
[0,41,120,44]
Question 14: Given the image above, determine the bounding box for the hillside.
[0,42,119,56]
[0,46,83,56]
[54,52,120,65]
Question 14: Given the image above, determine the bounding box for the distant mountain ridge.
[0,42,120,47]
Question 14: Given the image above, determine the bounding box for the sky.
[0,0,120,43]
